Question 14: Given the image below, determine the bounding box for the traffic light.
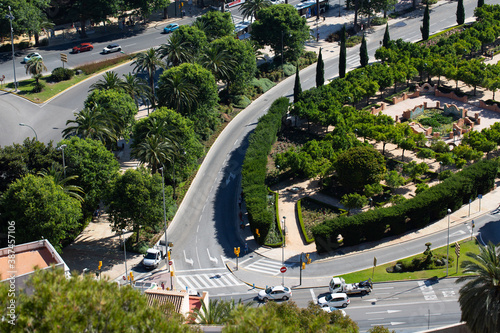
[302,262,305,269]
[234,247,240,257]
[307,258,312,264]
[98,261,102,270]
[167,251,171,261]
[256,229,260,237]
[128,272,134,282]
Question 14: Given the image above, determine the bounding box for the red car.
[72,43,94,53]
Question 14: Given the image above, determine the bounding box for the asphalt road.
[216,278,464,332]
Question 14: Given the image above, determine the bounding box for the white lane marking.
[123,43,136,47]
[207,248,218,265]
[418,281,438,301]
[310,289,317,303]
[366,310,402,314]
[370,322,405,326]
[376,287,394,290]
[183,250,194,265]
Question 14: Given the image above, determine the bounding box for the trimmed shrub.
[233,95,252,108]
[371,17,387,26]
[283,63,296,77]
[51,67,74,82]
[251,78,276,93]
[346,35,363,48]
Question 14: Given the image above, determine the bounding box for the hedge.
[297,199,315,244]
[312,159,498,253]
[241,97,289,244]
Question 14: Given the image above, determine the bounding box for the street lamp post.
[57,144,67,178]
[281,215,286,286]
[121,229,129,285]
[446,208,451,277]
[6,6,18,91]
[19,123,38,141]
[159,166,169,271]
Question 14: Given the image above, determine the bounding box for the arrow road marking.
[207,249,218,265]
[183,250,193,266]
[366,310,402,314]
[310,289,317,303]
[450,230,466,237]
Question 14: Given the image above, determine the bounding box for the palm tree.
[157,72,198,115]
[190,299,251,324]
[89,71,126,92]
[158,34,192,67]
[37,164,85,202]
[456,241,500,333]
[121,73,152,107]
[25,57,47,91]
[240,0,271,22]
[132,48,164,106]
[131,135,171,174]
[62,103,117,144]
[197,45,236,88]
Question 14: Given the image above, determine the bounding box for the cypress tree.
[457,0,465,25]
[420,3,430,41]
[383,23,390,48]
[339,24,347,78]
[360,34,368,67]
[477,0,484,7]
[293,65,302,103]
[316,48,325,87]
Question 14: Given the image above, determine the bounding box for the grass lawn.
[5,74,91,103]
[339,239,480,283]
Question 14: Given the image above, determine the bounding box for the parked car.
[270,0,285,4]
[23,52,42,63]
[317,292,350,308]
[163,23,179,33]
[103,43,122,54]
[258,285,292,302]
[72,43,94,53]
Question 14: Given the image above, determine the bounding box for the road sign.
[168,260,173,266]
[280,266,287,273]
[455,242,461,257]
[60,53,67,62]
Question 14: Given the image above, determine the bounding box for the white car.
[258,285,292,301]
[270,0,285,4]
[23,52,42,63]
[103,43,122,54]
[321,307,347,316]
[317,292,350,308]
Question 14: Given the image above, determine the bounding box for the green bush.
[313,159,498,252]
[241,98,289,244]
[125,233,149,254]
[346,35,362,48]
[76,53,131,75]
[371,17,387,26]
[233,95,252,108]
[251,78,276,93]
[32,81,45,93]
[283,63,296,77]
[51,67,75,82]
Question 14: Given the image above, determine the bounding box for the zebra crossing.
[346,54,359,68]
[244,258,283,276]
[176,271,245,291]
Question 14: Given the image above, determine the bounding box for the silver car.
[258,285,292,301]
[103,43,122,54]
[317,292,350,308]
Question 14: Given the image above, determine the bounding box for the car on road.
[102,43,122,54]
[317,292,350,308]
[321,307,347,316]
[258,285,292,302]
[163,23,179,33]
[270,0,285,4]
[23,52,42,63]
[72,43,94,53]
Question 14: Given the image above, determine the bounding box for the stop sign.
[169,260,173,266]
[280,266,287,273]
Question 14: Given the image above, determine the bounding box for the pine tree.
[457,0,465,25]
[477,0,484,7]
[339,24,347,78]
[360,34,368,67]
[420,3,430,41]
[293,65,302,103]
[383,23,390,48]
[316,48,325,87]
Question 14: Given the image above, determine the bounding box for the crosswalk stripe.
[176,272,245,291]
[201,274,219,288]
[183,276,203,290]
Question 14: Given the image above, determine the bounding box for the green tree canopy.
[106,167,174,242]
[0,174,82,252]
[172,25,208,59]
[335,146,386,191]
[194,10,234,41]
[0,268,190,332]
[251,4,310,62]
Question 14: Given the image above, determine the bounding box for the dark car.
[72,43,94,53]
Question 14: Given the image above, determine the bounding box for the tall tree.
[131,135,171,175]
[70,0,120,37]
[62,104,117,144]
[457,0,465,25]
[0,174,82,252]
[360,33,369,67]
[132,48,163,106]
[456,242,500,333]
[240,0,271,22]
[194,10,234,42]
[106,167,173,242]
[158,33,192,67]
[294,65,302,103]
[339,24,347,78]
[382,23,390,48]
[89,71,126,92]
[121,73,151,107]
[420,3,430,41]
[197,45,236,87]
[477,0,484,8]
[316,48,324,87]
[25,57,47,91]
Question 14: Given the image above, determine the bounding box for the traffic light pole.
[299,253,303,285]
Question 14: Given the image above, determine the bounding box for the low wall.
[370,103,386,115]
[479,100,500,113]
[392,90,420,105]
[435,89,468,103]
[402,104,425,120]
